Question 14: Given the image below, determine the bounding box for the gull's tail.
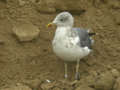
[88,33,96,37]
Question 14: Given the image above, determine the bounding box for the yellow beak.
[47,23,52,27]
[47,23,56,28]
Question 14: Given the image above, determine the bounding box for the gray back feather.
[73,28,92,49]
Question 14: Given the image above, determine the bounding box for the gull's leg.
[64,63,68,79]
[75,59,80,80]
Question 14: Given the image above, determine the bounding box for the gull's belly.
[52,39,90,62]
[52,27,91,61]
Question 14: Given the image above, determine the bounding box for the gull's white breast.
[52,27,91,62]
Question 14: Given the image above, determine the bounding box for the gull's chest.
[52,27,90,61]
[52,27,80,48]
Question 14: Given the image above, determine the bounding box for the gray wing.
[73,28,92,49]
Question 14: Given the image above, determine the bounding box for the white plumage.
[52,26,91,62]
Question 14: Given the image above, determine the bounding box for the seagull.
[47,12,95,80]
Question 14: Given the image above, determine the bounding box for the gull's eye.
[60,18,64,22]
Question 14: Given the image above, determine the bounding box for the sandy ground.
[0,0,120,90]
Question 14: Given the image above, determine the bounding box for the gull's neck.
[55,26,72,37]
[57,26,72,31]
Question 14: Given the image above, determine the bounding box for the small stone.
[107,65,112,70]
[75,84,95,90]
[22,79,42,89]
[41,82,54,90]
[12,21,40,42]
[52,87,61,90]
[18,0,26,6]
[111,69,120,78]
[1,84,32,90]
[113,77,120,90]
[0,40,4,44]
[94,71,115,90]
[35,0,56,13]
[29,0,36,3]
[90,71,98,77]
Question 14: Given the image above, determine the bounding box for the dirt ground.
[0,0,120,90]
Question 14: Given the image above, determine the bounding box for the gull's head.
[47,12,74,27]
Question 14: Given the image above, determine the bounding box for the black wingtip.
[88,33,96,36]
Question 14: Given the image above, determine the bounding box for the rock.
[52,87,61,90]
[55,0,89,12]
[41,82,54,90]
[94,71,115,90]
[12,21,40,42]
[0,40,4,44]
[29,0,36,3]
[18,0,26,6]
[111,69,120,78]
[22,79,42,89]
[113,77,120,90]
[106,65,112,70]
[35,0,56,13]
[2,84,32,90]
[35,0,91,14]
[113,12,120,25]
[108,0,120,9]
[75,84,95,90]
